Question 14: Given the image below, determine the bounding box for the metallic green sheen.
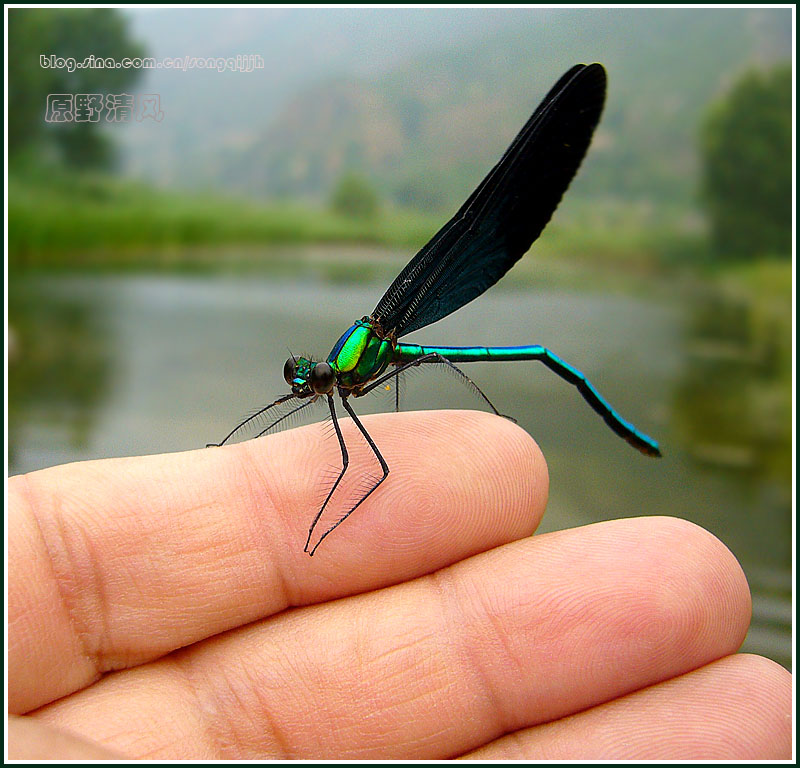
[332,323,372,372]
[356,337,391,381]
[325,321,393,389]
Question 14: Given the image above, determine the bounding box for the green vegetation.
[8,8,144,168]
[700,65,792,260]
[9,165,709,277]
[6,10,789,284]
[8,168,440,271]
[330,172,381,220]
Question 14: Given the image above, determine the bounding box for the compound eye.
[310,362,335,394]
[283,357,297,386]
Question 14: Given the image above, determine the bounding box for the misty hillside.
[119,8,514,186]
[229,8,790,212]
[120,7,791,214]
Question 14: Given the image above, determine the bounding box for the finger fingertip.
[373,410,549,556]
[453,409,549,532]
[212,409,550,597]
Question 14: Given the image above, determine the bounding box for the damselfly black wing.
[372,63,606,338]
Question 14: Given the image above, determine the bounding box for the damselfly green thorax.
[210,63,661,556]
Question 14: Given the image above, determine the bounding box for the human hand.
[8,411,791,759]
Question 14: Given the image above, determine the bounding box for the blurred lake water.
[8,257,791,670]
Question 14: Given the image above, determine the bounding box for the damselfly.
[210,63,661,555]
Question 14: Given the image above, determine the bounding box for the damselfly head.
[284,356,335,397]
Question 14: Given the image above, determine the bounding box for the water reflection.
[7,270,792,669]
[673,287,792,669]
[8,278,113,468]
[677,290,790,485]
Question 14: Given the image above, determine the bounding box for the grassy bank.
[9,169,702,277]
[8,169,789,316]
[8,170,442,271]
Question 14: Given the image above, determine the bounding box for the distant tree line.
[330,172,381,220]
[8,8,144,169]
[700,64,791,260]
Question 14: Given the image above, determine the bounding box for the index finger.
[8,409,546,713]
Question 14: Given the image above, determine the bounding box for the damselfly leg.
[305,394,390,556]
